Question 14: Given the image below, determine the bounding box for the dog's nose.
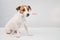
[27,13,29,17]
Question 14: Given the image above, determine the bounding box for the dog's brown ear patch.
[16,6,21,11]
[28,6,31,10]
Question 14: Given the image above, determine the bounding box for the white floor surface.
[0,27,60,40]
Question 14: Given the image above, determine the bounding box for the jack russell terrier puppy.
[5,5,32,38]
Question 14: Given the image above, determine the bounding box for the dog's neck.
[17,12,27,22]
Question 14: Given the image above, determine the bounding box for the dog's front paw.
[15,32,21,38]
[27,33,33,36]
[16,35,21,38]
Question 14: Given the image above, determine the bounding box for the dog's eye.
[27,9,29,11]
[22,9,25,11]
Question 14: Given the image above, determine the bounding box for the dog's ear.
[28,6,31,10]
[16,6,21,11]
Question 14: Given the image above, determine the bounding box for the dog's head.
[16,5,31,17]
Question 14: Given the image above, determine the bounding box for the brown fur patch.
[16,5,31,14]
[6,29,13,34]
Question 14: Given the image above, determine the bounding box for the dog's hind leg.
[6,29,13,34]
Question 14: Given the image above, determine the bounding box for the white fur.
[5,12,26,34]
[5,7,31,37]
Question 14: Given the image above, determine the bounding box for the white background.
[0,0,60,40]
[0,0,60,27]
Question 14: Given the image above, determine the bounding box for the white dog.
[5,5,31,37]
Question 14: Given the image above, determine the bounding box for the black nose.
[27,13,29,17]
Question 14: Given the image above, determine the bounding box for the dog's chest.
[13,14,26,24]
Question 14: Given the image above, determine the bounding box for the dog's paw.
[27,33,33,36]
[27,32,33,36]
[28,34,32,36]
[16,35,21,38]
[14,34,21,38]
[15,32,21,38]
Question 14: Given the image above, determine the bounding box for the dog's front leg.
[24,24,32,36]
[24,24,29,34]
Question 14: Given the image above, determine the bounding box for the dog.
[5,5,32,38]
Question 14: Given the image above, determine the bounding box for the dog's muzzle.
[26,13,29,17]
